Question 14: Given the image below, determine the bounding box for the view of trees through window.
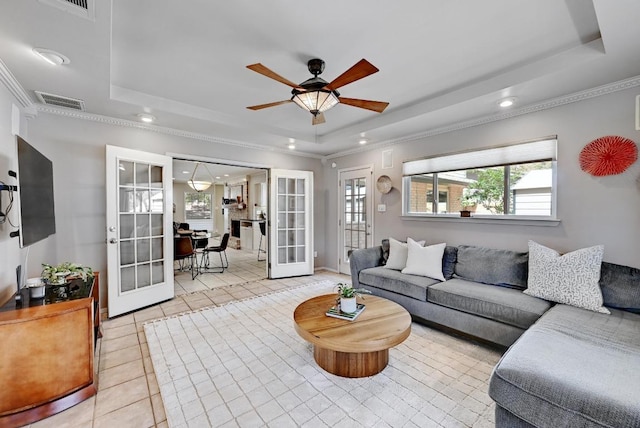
[408,161,552,216]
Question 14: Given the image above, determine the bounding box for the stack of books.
[325,303,366,321]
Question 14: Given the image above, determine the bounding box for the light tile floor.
[26,248,503,427]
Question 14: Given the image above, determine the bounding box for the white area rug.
[145,281,500,427]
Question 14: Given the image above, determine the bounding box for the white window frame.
[401,136,559,225]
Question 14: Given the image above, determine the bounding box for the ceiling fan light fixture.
[291,89,339,115]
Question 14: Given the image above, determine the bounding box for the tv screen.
[16,136,56,247]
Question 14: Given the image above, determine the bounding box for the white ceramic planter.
[29,285,46,299]
[340,297,357,313]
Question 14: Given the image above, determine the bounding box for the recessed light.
[216,176,221,179]
[32,48,70,66]
[288,143,296,150]
[137,113,155,123]
[288,138,296,144]
[224,174,229,177]
[182,171,190,174]
[499,97,516,108]
[359,139,368,145]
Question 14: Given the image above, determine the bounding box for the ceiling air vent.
[38,0,95,21]
[35,91,86,111]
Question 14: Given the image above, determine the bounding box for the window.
[185,192,212,220]
[403,137,557,218]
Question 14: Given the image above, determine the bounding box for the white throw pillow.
[402,240,446,281]
[524,240,609,314]
[383,237,425,270]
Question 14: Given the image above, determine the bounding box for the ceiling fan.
[246,58,389,125]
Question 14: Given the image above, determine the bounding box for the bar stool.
[257,221,266,261]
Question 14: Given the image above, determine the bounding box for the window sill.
[400,214,561,227]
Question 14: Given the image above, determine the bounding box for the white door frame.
[337,164,374,275]
[106,145,174,317]
[269,169,314,278]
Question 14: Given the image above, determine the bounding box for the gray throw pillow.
[600,262,640,313]
[442,246,458,280]
[454,245,528,289]
[381,239,390,265]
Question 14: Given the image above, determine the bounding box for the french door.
[269,169,314,278]
[106,146,174,317]
[339,166,373,275]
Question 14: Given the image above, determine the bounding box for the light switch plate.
[377,204,386,212]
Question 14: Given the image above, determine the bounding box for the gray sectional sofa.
[349,242,640,428]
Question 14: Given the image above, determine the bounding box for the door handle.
[109,238,118,244]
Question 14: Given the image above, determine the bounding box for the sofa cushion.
[600,261,640,313]
[359,267,439,301]
[402,240,446,281]
[381,239,390,265]
[490,305,640,427]
[442,246,458,280]
[524,241,609,314]
[383,237,426,270]
[454,245,528,290]
[428,278,551,329]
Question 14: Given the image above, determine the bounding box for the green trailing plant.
[335,283,372,299]
[41,262,93,284]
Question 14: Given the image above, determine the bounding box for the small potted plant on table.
[41,262,93,285]
[336,283,371,313]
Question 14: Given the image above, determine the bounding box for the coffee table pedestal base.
[313,346,389,378]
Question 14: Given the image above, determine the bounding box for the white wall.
[324,87,640,270]
[0,86,32,304]
[0,87,20,303]
[8,113,325,308]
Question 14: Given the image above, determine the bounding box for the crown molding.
[35,105,324,160]
[324,75,640,160]
[29,73,640,162]
[0,58,34,109]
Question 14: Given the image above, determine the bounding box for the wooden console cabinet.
[0,274,100,428]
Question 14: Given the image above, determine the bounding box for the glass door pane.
[276,177,306,264]
[118,160,164,294]
[343,176,368,261]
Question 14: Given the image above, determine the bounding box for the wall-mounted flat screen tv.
[16,136,56,247]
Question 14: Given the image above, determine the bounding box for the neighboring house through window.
[402,137,557,218]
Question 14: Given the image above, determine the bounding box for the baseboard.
[314,266,339,273]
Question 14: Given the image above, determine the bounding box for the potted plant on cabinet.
[336,283,371,313]
[42,262,93,285]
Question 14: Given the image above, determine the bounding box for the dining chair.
[174,236,198,279]
[201,233,230,273]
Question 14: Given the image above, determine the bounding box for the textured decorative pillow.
[383,237,425,270]
[524,241,609,314]
[402,240,446,281]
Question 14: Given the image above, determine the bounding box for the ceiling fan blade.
[339,97,389,113]
[312,113,326,125]
[325,59,379,90]
[246,100,292,110]
[246,63,301,89]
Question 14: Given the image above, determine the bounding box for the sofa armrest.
[349,246,383,288]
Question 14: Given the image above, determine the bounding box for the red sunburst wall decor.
[579,136,638,177]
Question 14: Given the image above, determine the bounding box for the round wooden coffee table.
[293,294,411,378]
